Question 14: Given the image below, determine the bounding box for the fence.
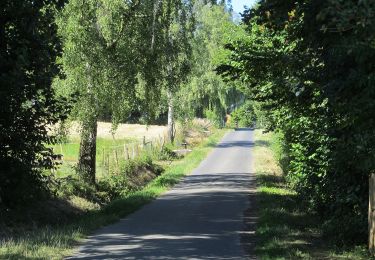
[97,135,166,176]
[55,134,170,178]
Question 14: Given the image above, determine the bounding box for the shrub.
[230,101,256,127]
[204,108,224,128]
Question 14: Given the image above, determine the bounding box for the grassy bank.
[52,137,137,178]
[253,129,371,259]
[0,129,228,260]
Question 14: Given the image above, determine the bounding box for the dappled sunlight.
[69,229,246,260]
[253,130,329,259]
[66,129,257,259]
[68,185,254,259]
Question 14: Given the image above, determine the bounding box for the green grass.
[0,129,228,260]
[51,137,137,178]
[253,129,371,259]
[52,137,137,161]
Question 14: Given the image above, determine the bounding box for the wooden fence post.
[369,173,375,255]
[102,148,105,167]
[125,145,130,160]
[160,136,165,152]
[114,150,119,169]
[107,154,110,175]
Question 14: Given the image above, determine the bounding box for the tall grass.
[0,129,228,260]
[253,129,371,259]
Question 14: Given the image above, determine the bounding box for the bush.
[230,101,256,127]
[204,108,224,128]
[0,1,69,208]
[220,0,375,245]
[158,146,179,161]
[51,155,163,205]
[97,156,163,200]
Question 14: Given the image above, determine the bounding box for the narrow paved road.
[68,128,256,260]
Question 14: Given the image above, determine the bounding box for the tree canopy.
[0,0,69,207]
[220,0,375,245]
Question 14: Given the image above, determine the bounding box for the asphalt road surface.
[67,128,256,260]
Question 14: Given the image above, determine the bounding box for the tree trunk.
[150,0,160,51]
[77,117,97,185]
[167,89,175,143]
[369,173,375,255]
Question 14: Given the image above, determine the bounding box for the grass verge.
[0,129,228,260]
[253,129,371,259]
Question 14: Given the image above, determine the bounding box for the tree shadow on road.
[66,171,258,259]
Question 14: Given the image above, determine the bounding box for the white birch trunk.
[167,89,175,143]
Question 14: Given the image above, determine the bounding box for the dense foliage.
[230,101,256,128]
[0,0,69,207]
[176,1,244,127]
[55,0,154,183]
[220,0,375,244]
[1,0,238,207]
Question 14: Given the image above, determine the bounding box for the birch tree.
[177,1,242,125]
[56,0,148,184]
[160,0,194,143]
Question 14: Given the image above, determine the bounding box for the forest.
[1,0,375,259]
